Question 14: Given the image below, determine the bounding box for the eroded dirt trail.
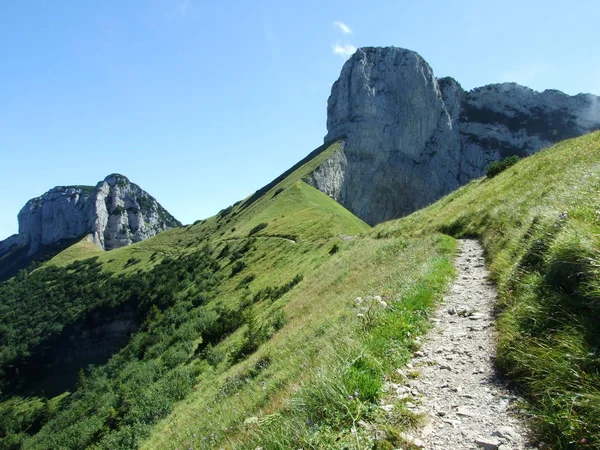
[397,239,533,449]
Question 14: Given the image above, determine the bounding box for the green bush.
[0,246,222,448]
[248,222,268,236]
[230,261,246,277]
[237,274,255,288]
[124,257,141,268]
[252,275,303,302]
[217,243,230,259]
[486,155,520,178]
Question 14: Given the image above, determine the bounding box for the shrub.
[237,274,255,288]
[200,343,225,367]
[248,222,268,236]
[238,306,264,357]
[124,257,141,268]
[252,275,303,303]
[329,244,340,255]
[230,261,246,277]
[217,205,233,220]
[217,243,230,260]
[270,309,287,331]
[486,155,520,178]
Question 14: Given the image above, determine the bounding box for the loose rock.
[475,437,502,450]
[401,240,532,449]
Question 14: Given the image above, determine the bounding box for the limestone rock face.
[310,47,600,225]
[304,142,348,200]
[0,174,181,257]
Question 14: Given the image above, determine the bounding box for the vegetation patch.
[486,154,520,178]
[248,222,268,236]
[377,131,600,448]
[230,260,247,277]
[9,132,600,449]
[252,275,303,303]
[0,247,221,449]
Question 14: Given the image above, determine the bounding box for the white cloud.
[333,21,352,34]
[333,43,356,59]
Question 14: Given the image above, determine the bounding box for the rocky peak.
[0,175,181,258]
[308,46,600,225]
[103,173,130,186]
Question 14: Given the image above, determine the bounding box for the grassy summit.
[1,133,599,449]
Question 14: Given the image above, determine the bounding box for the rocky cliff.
[308,47,600,225]
[0,174,181,257]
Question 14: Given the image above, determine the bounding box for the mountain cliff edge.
[307,47,600,224]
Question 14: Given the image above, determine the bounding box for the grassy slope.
[47,141,366,272]
[18,140,457,449]
[13,132,600,449]
[377,131,600,448]
[142,232,455,450]
[135,141,456,449]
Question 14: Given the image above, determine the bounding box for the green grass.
[9,140,456,450]
[45,141,367,274]
[376,130,600,448]
[140,234,455,450]
[4,132,600,449]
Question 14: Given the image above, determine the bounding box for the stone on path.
[393,239,533,449]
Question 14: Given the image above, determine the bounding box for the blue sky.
[1,0,599,238]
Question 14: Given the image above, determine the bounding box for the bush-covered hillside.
[2,133,600,449]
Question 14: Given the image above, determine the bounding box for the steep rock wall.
[309,47,600,225]
[0,174,181,257]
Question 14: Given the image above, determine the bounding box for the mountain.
[0,173,180,280]
[2,131,598,449]
[307,47,600,224]
[1,48,599,450]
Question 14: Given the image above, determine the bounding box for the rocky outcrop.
[309,47,600,225]
[0,174,181,257]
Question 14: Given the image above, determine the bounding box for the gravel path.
[393,239,534,449]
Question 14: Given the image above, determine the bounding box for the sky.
[1,0,599,238]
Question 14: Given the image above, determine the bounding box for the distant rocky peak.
[0,175,181,258]
[103,173,130,186]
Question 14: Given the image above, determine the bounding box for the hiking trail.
[390,239,534,449]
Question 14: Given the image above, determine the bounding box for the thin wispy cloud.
[173,0,191,16]
[333,21,352,34]
[333,43,356,59]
